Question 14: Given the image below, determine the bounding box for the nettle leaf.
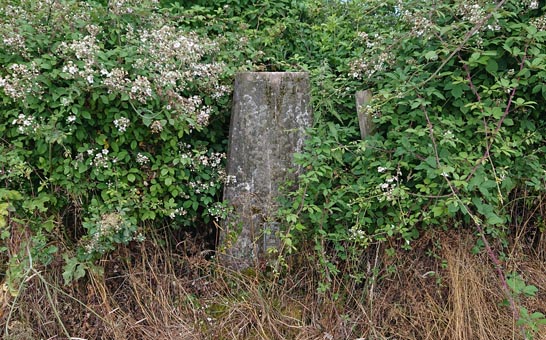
[478,179,497,198]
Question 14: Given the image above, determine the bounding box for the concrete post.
[356,90,374,139]
[221,72,312,270]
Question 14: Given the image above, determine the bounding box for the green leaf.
[424,50,438,61]
[81,110,91,119]
[431,205,446,217]
[44,219,55,232]
[486,212,503,226]
[451,84,463,98]
[0,189,23,201]
[522,284,538,297]
[486,59,498,74]
[62,256,87,285]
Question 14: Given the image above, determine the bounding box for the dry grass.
[1,228,546,340]
[368,231,515,340]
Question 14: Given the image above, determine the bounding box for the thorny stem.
[392,0,525,333]
[419,96,440,169]
[452,186,521,323]
[419,45,525,324]
[373,0,509,115]
[416,1,532,333]
[465,44,529,181]
[418,0,509,88]
[460,54,491,143]
[422,107,523,332]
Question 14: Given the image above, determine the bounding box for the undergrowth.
[1,226,545,339]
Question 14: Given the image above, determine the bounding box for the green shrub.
[281,0,546,265]
[0,0,231,279]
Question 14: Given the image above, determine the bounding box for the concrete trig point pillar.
[221,72,312,270]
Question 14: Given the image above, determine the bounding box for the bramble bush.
[281,0,546,259]
[275,0,546,333]
[2,1,546,333]
[0,0,233,286]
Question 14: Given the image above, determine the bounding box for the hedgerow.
[2,0,546,334]
[284,0,545,253]
[275,0,546,333]
[0,0,233,286]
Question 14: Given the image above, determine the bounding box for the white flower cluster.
[457,2,485,26]
[406,13,433,38]
[212,84,231,99]
[150,120,163,133]
[2,1,229,136]
[530,15,546,31]
[356,31,378,49]
[57,31,100,85]
[349,52,392,79]
[99,47,223,127]
[378,168,402,202]
[102,68,129,94]
[84,212,125,253]
[179,96,214,128]
[456,1,502,33]
[349,227,370,245]
[138,26,207,68]
[2,32,26,53]
[130,75,153,103]
[189,180,216,194]
[113,117,130,133]
[207,202,227,221]
[58,33,98,61]
[197,107,211,126]
[62,61,78,76]
[136,153,150,165]
[11,113,39,134]
[198,152,225,168]
[109,0,159,16]
[131,24,228,123]
[176,145,226,194]
[392,1,434,39]
[0,63,41,100]
[524,0,540,10]
[361,104,381,119]
[87,148,114,168]
[109,0,132,15]
[169,207,187,219]
[1,1,91,53]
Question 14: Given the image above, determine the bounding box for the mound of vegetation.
[1,0,545,338]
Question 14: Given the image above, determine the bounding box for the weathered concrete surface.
[356,90,374,139]
[221,72,312,270]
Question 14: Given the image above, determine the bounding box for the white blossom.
[113,117,130,133]
[136,153,150,165]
